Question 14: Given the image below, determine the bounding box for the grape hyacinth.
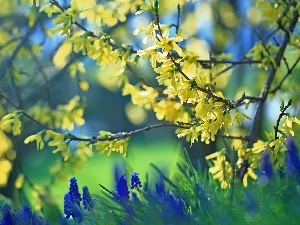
[63,192,83,222]
[69,177,82,206]
[155,179,166,197]
[82,186,95,210]
[0,204,47,225]
[116,174,130,198]
[18,205,33,222]
[0,205,14,225]
[64,177,90,222]
[131,172,142,189]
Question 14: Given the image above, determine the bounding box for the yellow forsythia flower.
[15,174,24,189]
[24,131,45,150]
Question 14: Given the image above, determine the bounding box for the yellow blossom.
[154,100,189,122]
[66,0,81,23]
[122,83,158,109]
[24,131,45,150]
[206,151,232,189]
[154,35,184,55]
[135,0,155,15]
[1,111,22,136]
[234,110,251,125]
[137,46,158,59]
[46,130,70,161]
[133,22,155,44]
[94,137,129,157]
[47,130,65,147]
[15,173,24,189]
[242,167,258,187]
[69,35,97,55]
[39,3,61,17]
[282,116,300,136]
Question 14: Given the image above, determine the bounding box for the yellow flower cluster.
[28,96,85,131]
[205,151,232,189]
[1,111,22,136]
[0,125,15,188]
[79,0,144,27]
[94,137,130,157]
[205,113,300,188]
[246,41,280,69]
[122,83,158,110]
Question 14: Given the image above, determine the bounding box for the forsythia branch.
[247,9,299,148]
[69,122,191,142]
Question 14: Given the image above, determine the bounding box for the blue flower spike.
[116,174,130,199]
[1,205,14,225]
[64,193,83,222]
[69,177,82,206]
[131,172,142,189]
[18,205,33,222]
[82,186,95,211]
[63,177,84,222]
[64,193,74,219]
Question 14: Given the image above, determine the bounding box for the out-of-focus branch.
[0,15,43,81]
[269,55,300,94]
[0,89,51,130]
[247,9,299,148]
[236,9,300,179]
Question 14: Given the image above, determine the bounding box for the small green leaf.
[287,99,292,107]
[280,100,284,111]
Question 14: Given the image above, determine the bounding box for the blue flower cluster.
[0,204,48,225]
[115,171,143,198]
[63,177,95,222]
[82,186,95,210]
[131,172,142,189]
[2,139,300,224]
[113,171,189,224]
[116,174,130,198]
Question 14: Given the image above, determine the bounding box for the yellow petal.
[15,174,24,189]
[24,134,37,144]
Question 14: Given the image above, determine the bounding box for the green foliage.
[2,151,300,224]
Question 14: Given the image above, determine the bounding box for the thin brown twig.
[0,89,51,130]
[269,55,300,94]
[234,95,264,107]
[216,133,250,141]
[69,122,191,142]
[274,99,292,139]
[213,59,261,78]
